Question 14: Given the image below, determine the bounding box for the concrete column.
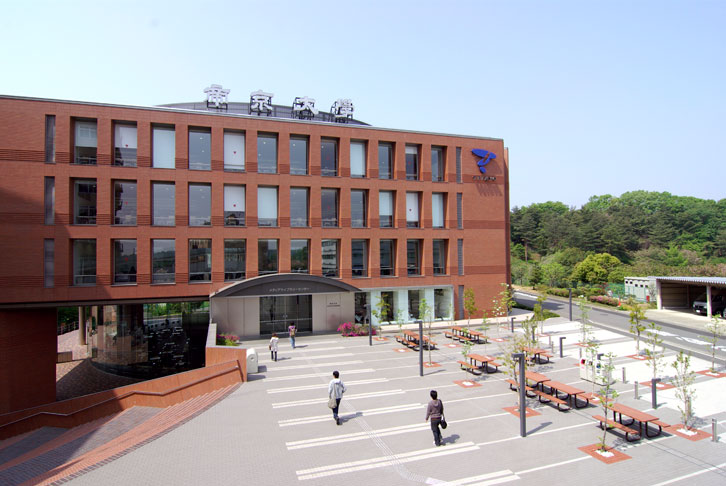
[656,279,662,310]
[423,288,435,320]
[706,286,712,318]
[369,291,382,326]
[395,290,409,322]
[78,306,87,346]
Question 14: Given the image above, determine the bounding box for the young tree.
[596,353,619,453]
[478,311,491,354]
[463,288,478,331]
[370,296,390,328]
[492,283,515,333]
[498,333,529,404]
[628,298,646,353]
[461,339,473,372]
[644,322,664,382]
[701,316,726,372]
[671,351,697,431]
[578,296,593,344]
[419,298,433,364]
[535,294,547,336]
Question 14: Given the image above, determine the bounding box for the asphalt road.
[514,290,726,367]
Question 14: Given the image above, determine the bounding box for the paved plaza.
[64,317,725,485]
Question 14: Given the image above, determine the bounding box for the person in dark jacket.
[425,389,445,446]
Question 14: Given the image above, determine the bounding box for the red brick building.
[0,93,510,414]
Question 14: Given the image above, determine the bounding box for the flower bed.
[216,333,240,346]
[588,295,620,307]
[337,322,377,337]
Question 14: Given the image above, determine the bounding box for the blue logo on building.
[472,149,496,174]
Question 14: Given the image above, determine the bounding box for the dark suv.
[692,293,726,317]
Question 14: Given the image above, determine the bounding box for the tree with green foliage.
[644,322,664,383]
[534,294,547,336]
[596,353,619,453]
[578,296,592,344]
[541,262,568,287]
[571,253,622,284]
[664,245,687,266]
[628,298,647,353]
[371,296,390,327]
[701,317,726,372]
[530,262,543,287]
[463,288,478,331]
[671,351,697,431]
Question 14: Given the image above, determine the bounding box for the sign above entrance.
[211,273,360,298]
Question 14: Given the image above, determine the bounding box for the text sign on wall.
[472,149,497,182]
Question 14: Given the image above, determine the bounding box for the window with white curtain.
[224,131,245,171]
[153,126,175,169]
[406,192,420,228]
[258,186,278,227]
[224,185,245,226]
[350,141,366,178]
[379,191,394,228]
[114,123,137,166]
[432,193,445,228]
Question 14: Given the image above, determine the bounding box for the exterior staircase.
[0,384,238,485]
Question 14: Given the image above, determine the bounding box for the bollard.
[559,337,566,358]
[622,367,627,383]
[417,320,424,377]
[634,381,639,399]
[568,288,572,321]
[713,418,718,442]
[548,335,552,347]
[651,378,660,409]
[512,353,526,437]
[550,342,554,354]
[510,317,515,333]
[579,347,582,359]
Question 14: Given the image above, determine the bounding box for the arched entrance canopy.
[211,273,360,299]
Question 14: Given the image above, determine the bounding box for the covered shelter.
[655,276,726,317]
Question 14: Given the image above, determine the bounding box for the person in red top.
[425,389,445,446]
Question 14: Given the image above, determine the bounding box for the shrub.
[588,295,620,307]
[546,287,571,297]
[337,321,377,337]
[216,333,239,346]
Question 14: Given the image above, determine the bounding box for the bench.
[482,360,501,373]
[458,336,472,343]
[532,389,570,411]
[506,379,533,393]
[457,360,481,374]
[592,415,640,441]
[444,331,454,340]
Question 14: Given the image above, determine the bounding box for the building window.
[152,182,175,226]
[189,184,211,226]
[74,120,97,165]
[189,128,211,170]
[258,186,278,227]
[114,123,137,167]
[432,193,445,228]
[113,180,137,225]
[290,136,308,175]
[407,240,421,276]
[73,239,96,285]
[321,138,338,176]
[189,239,212,282]
[351,240,368,278]
[224,239,246,281]
[456,147,462,183]
[322,240,339,277]
[408,290,421,319]
[44,239,54,288]
[381,291,395,322]
[224,185,245,226]
[406,192,420,228]
[432,146,444,182]
[405,145,419,180]
[291,239,309,273]
[321,188,339,228]
[73,179,97,225]
[434,289,448,319]
[378,142,393,179]
[257,133,277,173]
[44,176,54,225]
[258,239,278,275]
[45,115,55,164]
[350,141,366,178]
[379,239,395,277]
[379,190,394,228]
[457,193,463,229]
[433,239,446,275]
[351,189,367,228]
[113,239,137,284]
[290,187,309,227]
[153,125,176,169]
[224,131,245,171]
[458,239,464,276]
[152,239,175,284]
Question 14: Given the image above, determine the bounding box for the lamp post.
[512,352,526,437]
[365,303,372,347]
[568,288,573,321]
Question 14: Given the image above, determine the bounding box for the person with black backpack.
[425,389,446,446]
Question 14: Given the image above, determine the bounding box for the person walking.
[288,323,296,349]
[425,389,445,446]
[328,370,347,425]
[269,333,279,362]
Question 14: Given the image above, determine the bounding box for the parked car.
[692,293,726,317]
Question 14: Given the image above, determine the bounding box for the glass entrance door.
[259,295,312,335]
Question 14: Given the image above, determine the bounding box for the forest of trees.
[510,191,726,287]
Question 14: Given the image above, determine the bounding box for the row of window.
[45,177,464,229]
[45,116,452,181]
[43,238,464,287]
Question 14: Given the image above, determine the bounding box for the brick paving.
[56,359,141,402]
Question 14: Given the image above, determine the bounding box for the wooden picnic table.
[467,330,488,344]
[401,330,436,350]
[466,353,500,373]
[543,380,589,408]
[607,402,663,438]
[524,370,550,390]
[522,346,551,364]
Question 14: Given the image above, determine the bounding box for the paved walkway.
[62,319,726,485]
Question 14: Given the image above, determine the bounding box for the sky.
[1,0,724,209]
